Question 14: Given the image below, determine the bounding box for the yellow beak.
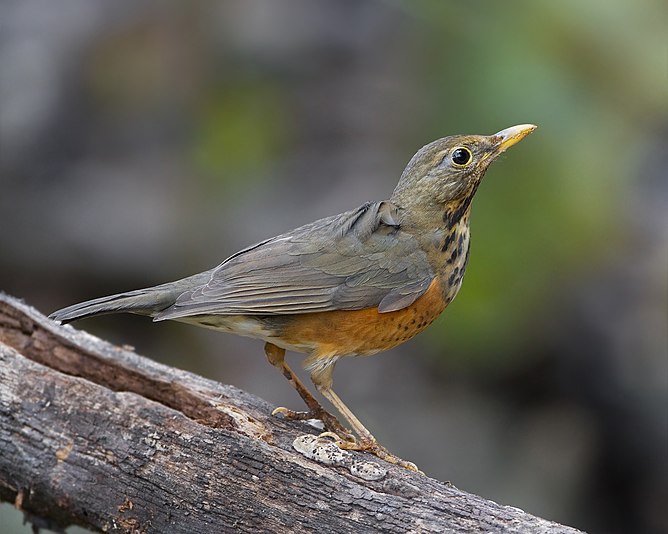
[493,124,537,153]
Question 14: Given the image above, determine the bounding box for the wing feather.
[155,201,434,320]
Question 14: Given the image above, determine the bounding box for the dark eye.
[451,147,472,166]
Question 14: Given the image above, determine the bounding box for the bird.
[50,124,536,472]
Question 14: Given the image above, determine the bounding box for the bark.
[0,293,583,533]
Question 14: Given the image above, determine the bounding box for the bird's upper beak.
[492,124,537,153]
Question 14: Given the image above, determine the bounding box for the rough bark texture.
[0,293,584,533]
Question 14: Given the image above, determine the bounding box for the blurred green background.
[1,1,666,533]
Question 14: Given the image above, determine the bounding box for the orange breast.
[278,278,447,358]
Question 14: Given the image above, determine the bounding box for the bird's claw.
[273,407,420,473]
[318,433,422,473]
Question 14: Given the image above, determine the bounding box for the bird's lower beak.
[493,124,537,153]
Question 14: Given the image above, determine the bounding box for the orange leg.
[266,342,419,472]
[319,386,420,471]
[309,360,421,472]
[264,342,353,440]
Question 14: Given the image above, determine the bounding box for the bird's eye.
[451,147,472,166]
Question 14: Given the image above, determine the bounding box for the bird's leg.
[264,343,353,439]
[311,363,421,473]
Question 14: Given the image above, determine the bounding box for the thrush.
[50,124,536,471]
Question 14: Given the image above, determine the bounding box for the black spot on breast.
[448,267,462,287]
[441,232,455,252]
[447,243,460,264]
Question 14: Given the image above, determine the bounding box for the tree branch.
[0,293,582,533]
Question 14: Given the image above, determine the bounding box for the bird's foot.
[319,433,422,473]
[272,406,355,442]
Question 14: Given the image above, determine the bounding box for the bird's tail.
[49,271,211,324]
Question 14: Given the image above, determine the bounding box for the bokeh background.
[1,1,666,533]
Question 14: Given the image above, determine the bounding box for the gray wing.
[155,201,434,320]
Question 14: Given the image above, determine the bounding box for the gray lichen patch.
[292,435,387,481]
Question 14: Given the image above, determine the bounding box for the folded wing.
[155,201,434,320]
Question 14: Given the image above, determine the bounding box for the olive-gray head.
[391,124,536,217]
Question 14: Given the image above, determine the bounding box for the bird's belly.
[276,277,447,359]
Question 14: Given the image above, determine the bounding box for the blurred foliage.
[193,80,291,188]
[402,0,668,367]
[86,15,199,118]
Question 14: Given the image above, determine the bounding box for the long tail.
[49,271,212,324]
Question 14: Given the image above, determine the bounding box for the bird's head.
[391,124,536,221]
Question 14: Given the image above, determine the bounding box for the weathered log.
[0,294,583,533]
